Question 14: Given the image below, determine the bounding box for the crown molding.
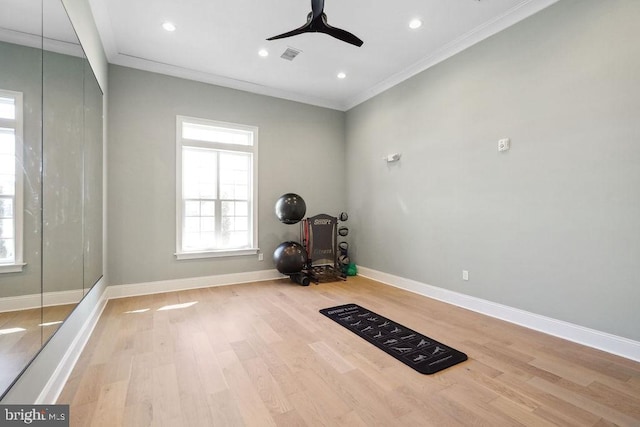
[0,28,84,58]
[109,53,344,111]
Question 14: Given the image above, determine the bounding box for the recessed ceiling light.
[258,49,269,57]
[162,21,176,32]
[409,19,422,30]
[337,72,347,79]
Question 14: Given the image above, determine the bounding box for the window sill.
[0,263,26,274]
[175,248,260,260]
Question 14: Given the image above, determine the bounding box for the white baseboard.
[107,269,284,299]
[36,279,109,404]
[43,289,85,308]
[0,289,85,313]
[358,266,640,362]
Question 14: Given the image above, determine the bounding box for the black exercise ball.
[275,193,306,224]
[276,193,307,224]
[273,241,308,274]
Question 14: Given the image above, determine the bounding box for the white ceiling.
[88,0,557,111]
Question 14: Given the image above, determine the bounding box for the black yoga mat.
[320,303,467,374]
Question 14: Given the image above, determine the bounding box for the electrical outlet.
[462,270,469,281]
[258,253,264,261]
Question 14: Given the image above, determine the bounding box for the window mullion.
[180,138,252,153]
[215,152,222,244]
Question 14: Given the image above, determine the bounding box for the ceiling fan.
[267,0,364,47]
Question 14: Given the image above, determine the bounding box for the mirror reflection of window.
[0,90,24,273]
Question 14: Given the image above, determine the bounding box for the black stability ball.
[275,193,306,224]
[273,241,308,274]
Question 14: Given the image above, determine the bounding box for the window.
[0,89,24,273]
[176,116,258,259]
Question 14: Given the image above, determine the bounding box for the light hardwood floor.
[58,276,640,426]
[1,303,75,394]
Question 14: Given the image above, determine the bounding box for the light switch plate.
[498,138,510,152]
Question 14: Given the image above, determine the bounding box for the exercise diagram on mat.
[273,193,355,285]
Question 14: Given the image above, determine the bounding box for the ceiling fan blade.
[267,25,311,41]
[319,15,363,47]
[267,14,313,41]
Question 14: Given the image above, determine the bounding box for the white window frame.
[0,89,25,273]
[175,115,259,259]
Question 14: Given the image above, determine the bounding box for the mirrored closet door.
[0,0,103,399]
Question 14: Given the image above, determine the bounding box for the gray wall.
[108,65,346,285]
[346,0,640,341]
